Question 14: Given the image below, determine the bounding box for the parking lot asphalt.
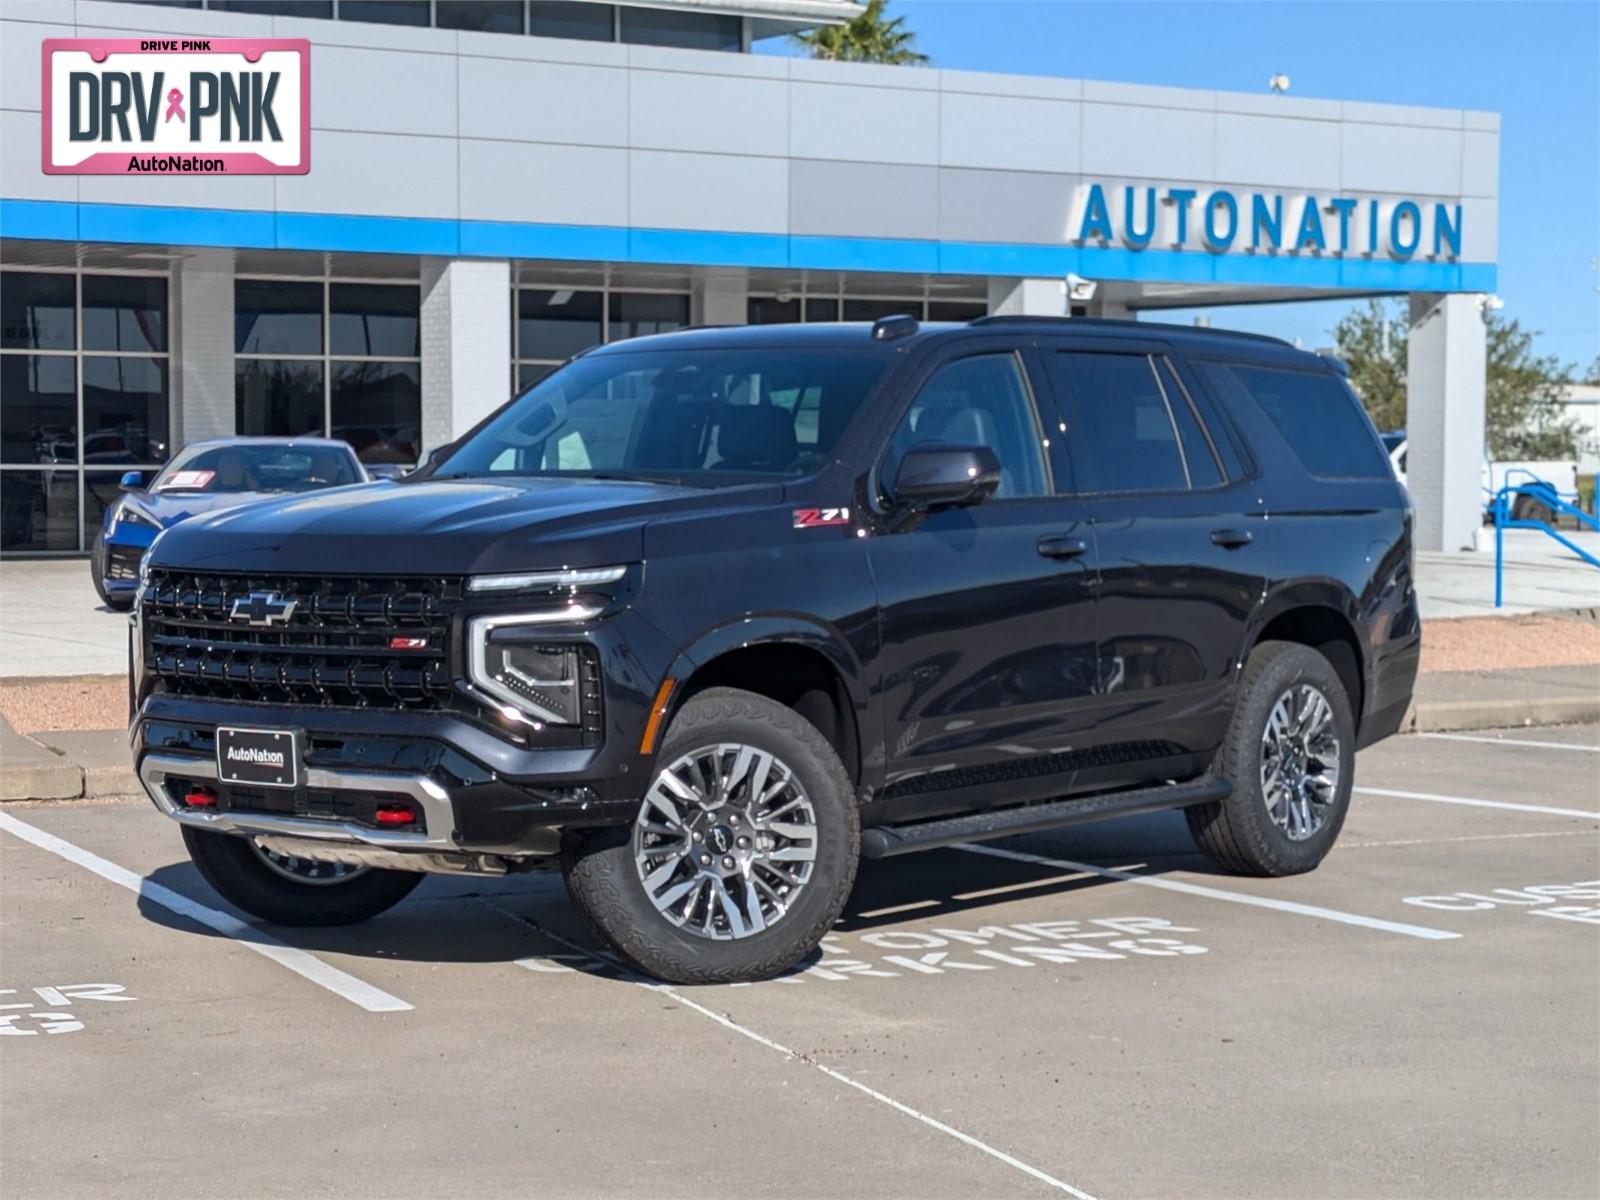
[2,727,1597,1200]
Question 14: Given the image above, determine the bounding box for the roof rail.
[967,314,1293,348]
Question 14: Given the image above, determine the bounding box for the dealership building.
[2,0,1499,557]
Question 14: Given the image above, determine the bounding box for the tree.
[1332,299,1583,459]
[1331,299,1408,433]
[792,0,928,65]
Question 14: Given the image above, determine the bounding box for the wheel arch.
[1245,584,1368,724]
[661,617,870,788]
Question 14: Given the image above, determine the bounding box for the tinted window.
[1222,363,1390,479]
[1051,352,1188,494]
[518,289,602,360]
[337,0,429,24]
[440,348,889,483]
[1,273,74,350]
[1,356,76,465]
[83,356,169,464]
[236,281,322,355]
[607,292,689,342]
[1156,359,1223,488]
[332,360,421,466]
[437,1,525,32]
[330,284,419,358]
[885,353,1047,501]
[83,275,167,352]
[842,298,921,323]
[619,7,739,50]
[236,360,325,439]
[528,1,614,40]
[748,297,801,326]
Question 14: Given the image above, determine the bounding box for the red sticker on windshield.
[793,507,850,528]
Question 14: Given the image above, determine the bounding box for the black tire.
[563,687,859,985]
[1511,494,1555,526]
[181,826,423,926]
[1185,640,1356,877]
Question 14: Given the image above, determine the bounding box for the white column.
[692,273,748,326]
[986,277,1064,316]
[1406,292,1487,553]
[171,248,236,447]
[420,258,512,449]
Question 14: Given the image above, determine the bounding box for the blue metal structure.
[1491,481,1600,608]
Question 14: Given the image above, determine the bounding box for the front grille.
[106,543,143,581]
[143,570,462,709]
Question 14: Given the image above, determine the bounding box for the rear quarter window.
[1200,361,1390,479]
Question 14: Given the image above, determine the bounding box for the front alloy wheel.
[563,687,859,985]
[632,743,818,940]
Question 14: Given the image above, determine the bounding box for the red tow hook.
[373,806,416,827]
[183,788,218,808]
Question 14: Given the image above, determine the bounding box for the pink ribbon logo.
[164,88,185,123]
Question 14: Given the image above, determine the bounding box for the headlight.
[468,616,602,727]
[467,565,627,593]
[113,498,159,529]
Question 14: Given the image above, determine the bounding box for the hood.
[149,476,785,576]
[132,489,291,527]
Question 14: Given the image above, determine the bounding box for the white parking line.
[953,844,1461,940]
[1417,732,1600,753]
[482,899,1096,1199]
[0,812,412,1014]
[1356,786,1600,821]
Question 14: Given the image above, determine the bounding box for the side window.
[1156,358,1223,489]
[1050,351,1188,494]
[1214,362,1391,479]
[884,353,1048,500]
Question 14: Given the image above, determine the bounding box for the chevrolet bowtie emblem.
[230,591,298,627]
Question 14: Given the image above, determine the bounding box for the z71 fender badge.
[793,507,851,528]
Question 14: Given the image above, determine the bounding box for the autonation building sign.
[1074,184,1462,260]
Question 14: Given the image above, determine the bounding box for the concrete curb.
[1405,694,1600,734]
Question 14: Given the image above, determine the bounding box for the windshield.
[435,347,892,484]
[151,443,361,494]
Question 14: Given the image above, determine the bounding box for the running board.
[859,776,1231,859]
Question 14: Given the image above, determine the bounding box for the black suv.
[131,316,1419,983]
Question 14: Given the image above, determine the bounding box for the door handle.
[1037,535,1089,560]
[1210,528,1254,549]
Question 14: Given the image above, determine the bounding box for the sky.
[765,1,1599,369]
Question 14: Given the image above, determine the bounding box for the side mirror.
[424,443,454,469]
[892,444,1003,510]
[118,470,146,491]
[364,463,405,481]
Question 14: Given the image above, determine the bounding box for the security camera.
[1065,273,1098,302]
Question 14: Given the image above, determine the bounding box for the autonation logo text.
[226,745,286,769]
[42,37,309,176]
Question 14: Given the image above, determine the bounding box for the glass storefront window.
[620,7,740,51]
[1,355,76,466]
[528,2,614,40]
[608,292,690,342]
[1,273,74,351]
[331,360,421,466]
[805,299,840,323]
[82,357,170,465]
[928,300,988,322]
[437,0,524,32]
[331,283,420,358]
[236,280,323,355]
[211,1,332,15]
[518,362,557,390]
[236,360,326,439]
[518,289,603,360]
[83,275,167,352]
[842,298,922,323]
[0,470,78,553]
[337,0,429,25]
[748,297,801,325]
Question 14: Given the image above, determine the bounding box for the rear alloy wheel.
[564,687,858,984]
[1186,640,1355,876]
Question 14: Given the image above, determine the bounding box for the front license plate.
[216,727,299,789]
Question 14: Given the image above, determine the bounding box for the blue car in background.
[91,437,373,608]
